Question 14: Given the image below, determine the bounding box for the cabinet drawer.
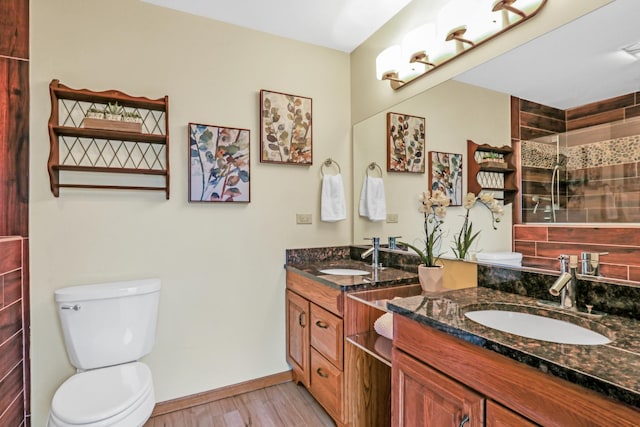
[310,348,343,421]
[286,270,343,316]
[310,303,343,369]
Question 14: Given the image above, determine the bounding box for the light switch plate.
[296,213,312,224]
[386,213,399,223]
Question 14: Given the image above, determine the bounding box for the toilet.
[48,278,161,427]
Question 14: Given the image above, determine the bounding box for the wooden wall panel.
[0,300,21,344]
[3,270,21,306]
[513,226,547,241]
[0,238,20,273]
[514,225,640,281]
[1,1,29,424]
[0,332,22,381]
[566,110,624,132]
[566,94,635,121]
[0,58,29,237]
[547,227,640,246]
[0,0,28,59]
[0,363,23,420]
[0,392,24,427]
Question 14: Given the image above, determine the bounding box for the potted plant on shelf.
[123,110,143,124]
[480,152,507,168]
[104,102,124,121]
[85,106,104,120]
[401,189,450,292]
[452,192,504,260]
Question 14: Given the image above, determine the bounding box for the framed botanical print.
[189,123,250,203]
[429,151,463,206]
[386,112,425,173]
[260,89,312,165]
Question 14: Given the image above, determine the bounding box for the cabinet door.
[392,348,484,427]
[486,401,537,427]
[286,290,310,387]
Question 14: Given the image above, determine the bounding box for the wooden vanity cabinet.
[393,348,483,426]
[286,290,310,387]
[286,271,346,424]
[485,401,537,427]
[393,314,640,427]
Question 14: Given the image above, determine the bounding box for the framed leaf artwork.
[189,123,250,203]
[260,89,312,165]
[429,151,463,206]
[386,112,425,173]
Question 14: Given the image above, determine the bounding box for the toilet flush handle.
[60,304,81,311]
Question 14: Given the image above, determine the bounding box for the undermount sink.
[319,268,370,276]
[464,310,611,345]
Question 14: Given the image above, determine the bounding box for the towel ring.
[366,162,383,177]
[321,158,341,176]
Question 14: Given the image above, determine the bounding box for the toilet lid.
[51,362,152,425]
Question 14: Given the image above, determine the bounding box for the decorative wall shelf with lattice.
[467,139,518,205]
[47,80,170,198]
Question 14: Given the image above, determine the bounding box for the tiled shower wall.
[513,225,640,282]
[511,94,640,278]
[514,93,640,223]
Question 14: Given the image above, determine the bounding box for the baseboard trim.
[150,370,293,417]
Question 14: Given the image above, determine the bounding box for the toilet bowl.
[48,363,154,427]
[49,279,160,427]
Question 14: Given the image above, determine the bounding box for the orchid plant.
[452,192,504,260]
[401,189,450,267]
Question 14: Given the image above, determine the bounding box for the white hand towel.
[321,174,347,222]
[359,176,386,221]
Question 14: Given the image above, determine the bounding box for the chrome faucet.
[361,237,380,269]
[549,254,577,310]
[581,252,608,276]
[388,235,402,250]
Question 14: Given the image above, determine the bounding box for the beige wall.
[30,0,350,423]
[353,80,513,253]
[350,0,614,124]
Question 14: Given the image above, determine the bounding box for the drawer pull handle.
[316,368,329,378]
[458,415,470,427]
[298,312,306,327]
[315,320,329,329]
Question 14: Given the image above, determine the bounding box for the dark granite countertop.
[285,259,418,291]
[387,287,640,409]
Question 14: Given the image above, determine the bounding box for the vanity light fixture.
[445,25,476,52]
[492,0,527,19]
[375,0,547,90]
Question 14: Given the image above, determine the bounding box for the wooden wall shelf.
[47,80,170,198]
[467,139,518,205]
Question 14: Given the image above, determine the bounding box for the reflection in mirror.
[353,80,512,257]
[520,106,640,224]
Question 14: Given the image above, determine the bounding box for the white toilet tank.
[55,278,161,370]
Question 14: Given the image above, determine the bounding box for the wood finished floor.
[145,382,336,427]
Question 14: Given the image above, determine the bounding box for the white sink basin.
[464,310,611,345]
[319,268,369,276]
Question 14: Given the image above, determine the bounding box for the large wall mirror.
[352,0,640,272]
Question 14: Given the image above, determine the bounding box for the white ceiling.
[143,0,640,110]
[141,0,413,53]
[454,0,640,109]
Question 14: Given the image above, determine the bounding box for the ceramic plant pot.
[418,264,444,292]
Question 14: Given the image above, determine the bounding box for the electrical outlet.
[386,213,399,223]
[296,213,312,224]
